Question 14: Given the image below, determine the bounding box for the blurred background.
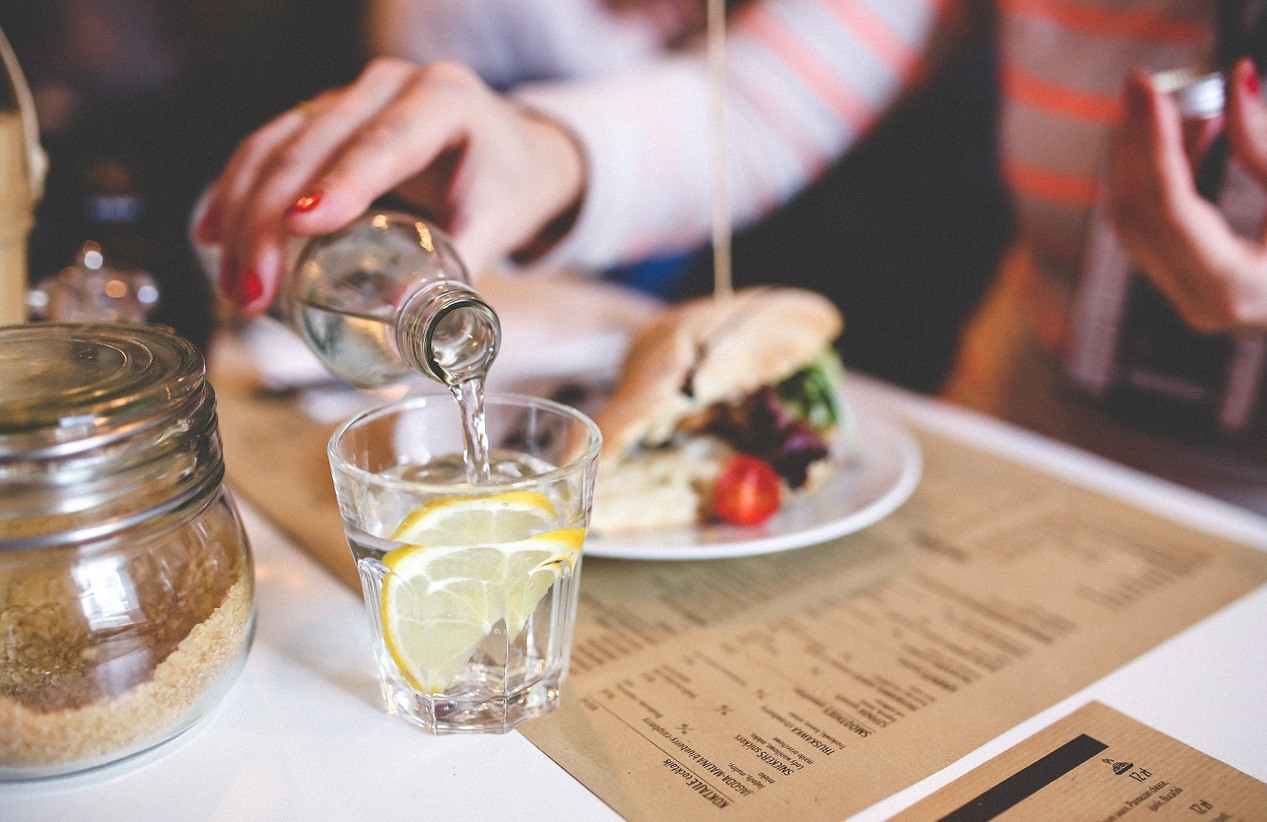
[1,0,365,351]
[1,0,1011,391]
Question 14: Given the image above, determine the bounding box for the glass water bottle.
[285,210,500,388]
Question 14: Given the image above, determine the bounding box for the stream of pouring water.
[454,376,492,484]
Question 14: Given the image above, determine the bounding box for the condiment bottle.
[283,210,500,388]
[29,241,160,323]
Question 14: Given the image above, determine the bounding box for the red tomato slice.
[713,455,782,526]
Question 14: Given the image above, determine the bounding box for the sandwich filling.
[592,348,851,533]
[590,286,849,534]
[684,349,846,489]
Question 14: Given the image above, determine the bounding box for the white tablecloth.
[5,377,1265,821]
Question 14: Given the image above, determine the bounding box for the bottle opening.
[397,284,501,385]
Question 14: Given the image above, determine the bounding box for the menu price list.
[893,702,1267,821]
[522,432,1267,822]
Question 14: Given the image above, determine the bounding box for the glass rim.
[327,391,603,493]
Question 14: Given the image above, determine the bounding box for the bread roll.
[597,287,843,460]
[590,287,844,533]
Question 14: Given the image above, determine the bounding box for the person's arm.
[200,0,964,313]
[514,0,965,270]
[198,58,588,313]
[1109,58,1267,332]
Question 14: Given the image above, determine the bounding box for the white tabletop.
[5,377,1266,822]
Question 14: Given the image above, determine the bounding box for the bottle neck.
[395,282,501,386]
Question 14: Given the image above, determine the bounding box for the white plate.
[584,398,923,560]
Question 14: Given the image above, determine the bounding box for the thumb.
[1110,70,1196,232]
[1228,58,1267,187]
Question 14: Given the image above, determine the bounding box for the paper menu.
[208,351,1267,822]
[892,701,1267,821]
[519,433,1267,821]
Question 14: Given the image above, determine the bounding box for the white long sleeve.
[515,0,953,270]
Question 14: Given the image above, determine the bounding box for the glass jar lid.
[0,324,222,551]
[0,323,204,458]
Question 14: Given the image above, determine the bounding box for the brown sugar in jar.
[0,324,255,779]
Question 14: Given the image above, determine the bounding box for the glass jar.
[0,323,255,780]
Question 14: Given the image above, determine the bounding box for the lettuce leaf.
[776,348,846,432]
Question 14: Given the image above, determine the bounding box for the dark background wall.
[2,0,366,352]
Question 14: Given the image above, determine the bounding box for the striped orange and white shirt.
[999,1,1221,303]
[517,0,950,268]
[518,0,1233,296]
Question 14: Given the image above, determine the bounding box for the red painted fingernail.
[196,205,219,243]
[289,191,322,214]
[233,269,264,309]
[1246,68,1261,98]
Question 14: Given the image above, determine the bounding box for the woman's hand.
[198,58,586,313]
[1108,58,1267,333]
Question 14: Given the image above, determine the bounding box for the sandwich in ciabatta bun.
[591,286,853,533]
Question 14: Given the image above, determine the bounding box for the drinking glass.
[328,393,601,734]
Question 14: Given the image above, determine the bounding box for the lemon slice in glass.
[502,527,586,636]
[380,527,585,694]
[390,490,558,546]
